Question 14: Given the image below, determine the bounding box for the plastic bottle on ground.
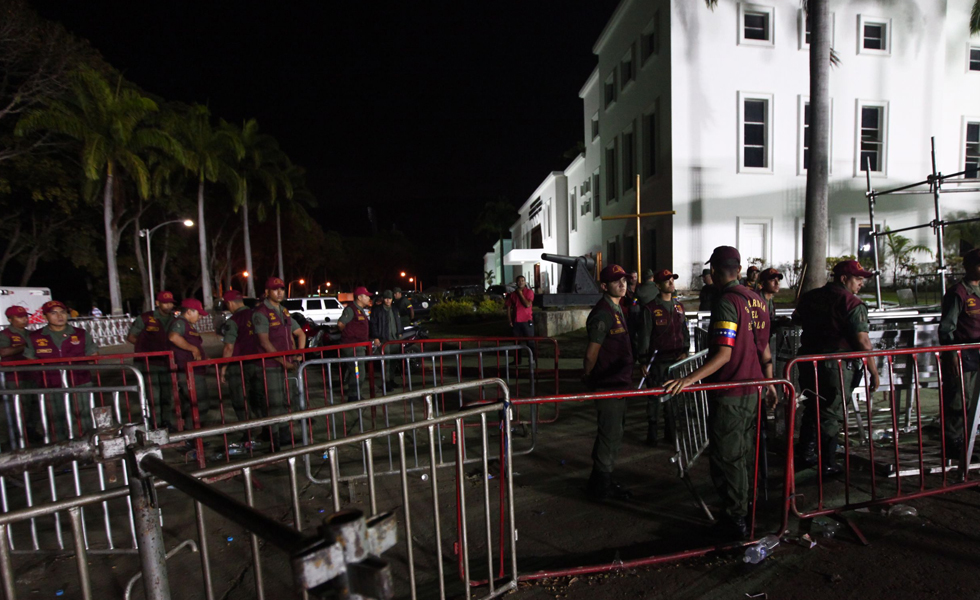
[743,534,780,564]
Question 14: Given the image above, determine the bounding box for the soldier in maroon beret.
[583,264,635,501]
[939,248,980,457]
[127,291,176,429]
[665,246,774,539]
[792,260,881,476]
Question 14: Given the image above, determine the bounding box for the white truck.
[0,287,52,328]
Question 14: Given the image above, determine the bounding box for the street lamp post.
[288,278,306,298]
[400,271,420,292]
[139,219,194,301]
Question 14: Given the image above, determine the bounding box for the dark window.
[860,106,883,172]
[857,225,876,260]
[570,191,578,231]
[306,299,323,311]
[804,11,811,45]
[621,51,634,87]
[644,110,658,178]
[863,23,885,50]
[971,48,980,71]
[282,300,302,311]
[593,173,602,218]
[642,11,660,62]
[803,102,810,170]
[622,131,635,190]
[605,145,618,202]
[743,99,767,168]
[604,75,616,107]
[966,122,980,178]
[591,115,599,140]
[744,12,770,41]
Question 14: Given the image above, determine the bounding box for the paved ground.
[4,336,980,599]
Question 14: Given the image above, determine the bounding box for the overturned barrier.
[509,378,795,580]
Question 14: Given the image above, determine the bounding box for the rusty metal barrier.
[381,336,559,422]
[508,378,795,580]
[782,343,980,529]
[0,364,150,561]
[0,378,518,600]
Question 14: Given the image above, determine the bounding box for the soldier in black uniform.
[583,264,635,501]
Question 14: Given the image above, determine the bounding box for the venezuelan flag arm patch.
[711,321,738,347]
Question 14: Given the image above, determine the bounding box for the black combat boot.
[587,470,633,501]
[821,437,843,476]
[646,422,659,447]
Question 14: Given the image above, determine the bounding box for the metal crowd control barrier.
[180,342,374,468]
[782,343,980,530]
[294,346,538,489]
[509,378,795,580]
[0,379,518,600]
[0,364,150,562]
[661,350,712,519]
[381,337,559,422]
[2,351,180,433]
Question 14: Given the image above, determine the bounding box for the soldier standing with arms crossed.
[583,264,635,501]
[26,300,99,441]
[938,248,980,457]
[168,299,210,431]
[127,291,175,429]
[219,290,263,441]
[636,269,688,446]
[252,277,305,449]
[665,247,774,539]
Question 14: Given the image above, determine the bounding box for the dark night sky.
[30,1,619,275]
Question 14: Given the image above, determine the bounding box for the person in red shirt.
[506,275,535,365]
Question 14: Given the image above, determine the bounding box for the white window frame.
[961,116,980,179]
[967,44,980,73]
[855,99,888,177]
[620,45,635,91]
[738,3,775,48]
[797,95,834,176]
[592,169,602,219]
[570,189,578,232]
[858,15,891,57]
[736,217,773,265]
[798,9,835,51]
[737,91,774,174]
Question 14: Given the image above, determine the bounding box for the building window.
[737,91,773,173]
[592,170,601,218]
[622,128,636,191]
[738,4,775,47]
[620,46,634,89]
[591,113,599,140]
[642,11,660,64]
[858,16,891,56]
[605,142,618,203]
[969,46,980,72]
[570,190,578,232]
[965,121,980,178]
[857,224,878,260]
[643,106,658,179]
[799,9,835,50]
[604,73,617,108]
[857,101,887,175]
[798,97,833,175]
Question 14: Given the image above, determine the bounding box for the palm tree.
[222,119,288,295]
[174,105,242,309]
[475,197,518,283]
[278,161,318,280]
[881,227,933,286]
[705,0,832,293]
[16,68,181,314]
[972,1,980,35]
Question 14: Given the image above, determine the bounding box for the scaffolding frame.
[865,137,980,309]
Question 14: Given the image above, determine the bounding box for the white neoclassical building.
[496,0,980,292]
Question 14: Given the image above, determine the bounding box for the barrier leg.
[127,451,171,600]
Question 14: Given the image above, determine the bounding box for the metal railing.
[783,342,980,528]
[0,378,519,600]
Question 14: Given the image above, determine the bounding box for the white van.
[282,297,345,326]
[0,287,52,328]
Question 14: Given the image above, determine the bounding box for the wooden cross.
[600,174,675,273]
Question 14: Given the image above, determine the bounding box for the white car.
[282,297,345,326]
